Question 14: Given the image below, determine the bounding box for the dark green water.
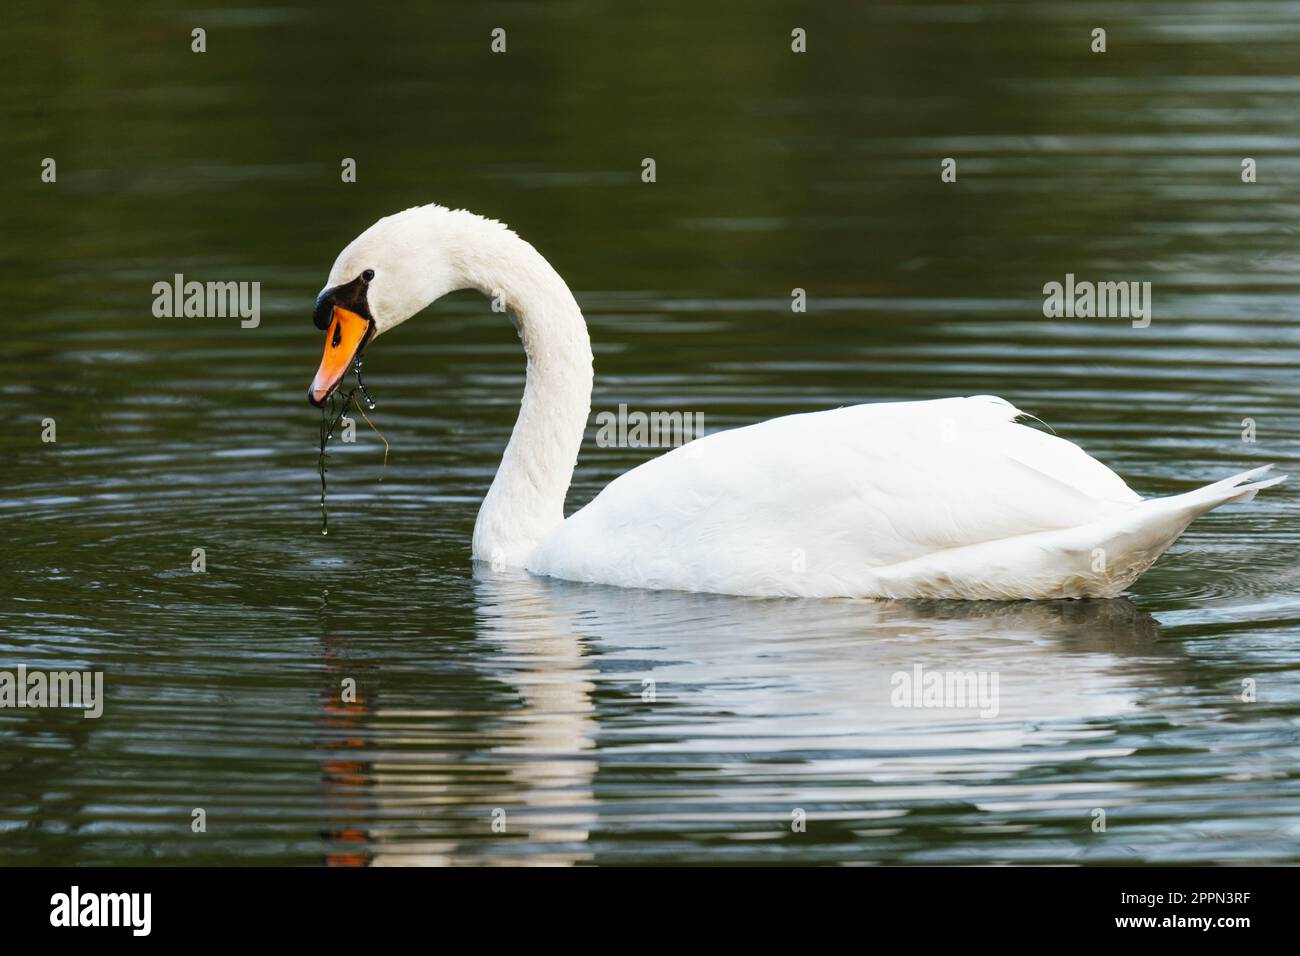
[2,1,1298,864]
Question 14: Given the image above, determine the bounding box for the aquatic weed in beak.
[316,359,386,535]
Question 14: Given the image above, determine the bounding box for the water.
[2,0,1299,864]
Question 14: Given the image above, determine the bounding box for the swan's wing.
[529,396,1141,595]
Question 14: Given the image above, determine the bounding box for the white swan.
[308,203,1284,600]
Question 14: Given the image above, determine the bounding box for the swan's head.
[309,205,464,406]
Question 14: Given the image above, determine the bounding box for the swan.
[307,203,1285,600]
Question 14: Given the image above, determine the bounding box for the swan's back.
[528,396,1172,598]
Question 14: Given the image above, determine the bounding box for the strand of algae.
[317,360,387,535]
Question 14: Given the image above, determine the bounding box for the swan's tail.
[1078,464,1287,596]
[1155,464,1286,511]
[868,465,1285,599]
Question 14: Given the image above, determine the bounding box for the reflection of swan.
[470,568,596,862]
[322,570,599,866]
[321,578,1175,864]
[306,202,1284,599]
[525,581,1168,743]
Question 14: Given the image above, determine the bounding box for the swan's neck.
[454,218,593,566]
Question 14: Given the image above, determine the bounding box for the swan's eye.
[362,269,375,282]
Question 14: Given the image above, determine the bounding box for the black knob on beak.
[313,291,334,330]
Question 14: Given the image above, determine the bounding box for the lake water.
[2,1,1298,864]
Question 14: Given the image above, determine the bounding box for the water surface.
[2,0,1298,864]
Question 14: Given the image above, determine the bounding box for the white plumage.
[315,204,1285,600]
[531,397,1281,598]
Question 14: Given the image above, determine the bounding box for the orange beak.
[309,307,370,406]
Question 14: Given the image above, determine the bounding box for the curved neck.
[453,217,593,566]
